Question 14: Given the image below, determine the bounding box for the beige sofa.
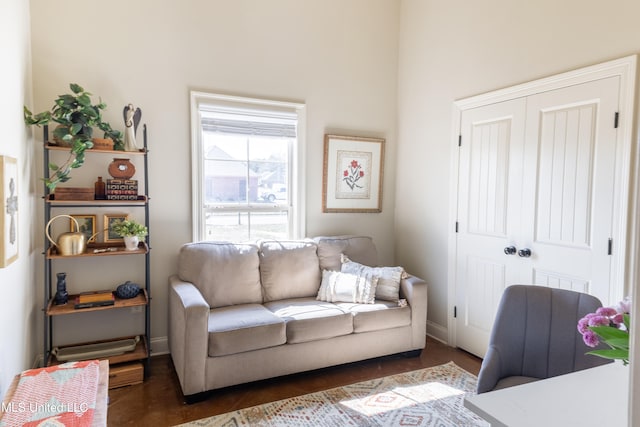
[168,236,427,399]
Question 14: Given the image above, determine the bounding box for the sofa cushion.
[259,240,321,302]
[178,242,262,308]
[336,301,411,333]
[314,235,378,271]
[208,304,286,356]
[316,270,378,304]
[341,258,405,302]
[264,298,353,344]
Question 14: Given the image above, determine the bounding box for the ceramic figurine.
[54,272,68,305]
[123,104,142,151]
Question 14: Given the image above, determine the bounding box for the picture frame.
[70,214,97,243]
[103,213,129,242]
[0,156,18,267]
[322,134,385,213]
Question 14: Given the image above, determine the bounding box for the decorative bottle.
[94,176,106,200]
[54,272,68,305]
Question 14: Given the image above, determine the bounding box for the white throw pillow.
[316,270,378,304]
[340,256,406,302]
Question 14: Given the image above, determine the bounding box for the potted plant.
[24,83,124,190]
[110,219,148,251]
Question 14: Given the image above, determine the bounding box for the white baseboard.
[150,336,169,356]
[426,320,448,344]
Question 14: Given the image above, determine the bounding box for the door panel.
[533,269,589,294]
[466,118,511,236]
[536,104,596,247]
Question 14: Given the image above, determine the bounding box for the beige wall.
[397,0,640,339]
[28,0,400,351]
[0,0,37,399]
[397,0,640,421]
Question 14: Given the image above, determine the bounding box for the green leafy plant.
[24,83,124,189]
[110,219,148,239]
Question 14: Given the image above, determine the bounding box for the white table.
[464,362,629,427]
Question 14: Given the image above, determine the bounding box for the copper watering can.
[45,214,101,256]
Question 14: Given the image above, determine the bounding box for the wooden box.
[108,362,144,389]
[91,137,114,150]
[53,187,94,201]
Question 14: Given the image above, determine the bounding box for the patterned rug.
[176,361,489,427]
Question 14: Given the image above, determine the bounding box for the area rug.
[176,361,489,427]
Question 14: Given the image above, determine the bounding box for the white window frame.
[190,91,306,242]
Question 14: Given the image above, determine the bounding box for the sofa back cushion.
[314,235,378,271]
[178,242,262,308]
[259,240,321,302]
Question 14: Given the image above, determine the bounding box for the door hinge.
[454,306,457,318]
[455,221,459,233]
[614,112,619,129]
[608,238,613,255]
[458,135,462,147]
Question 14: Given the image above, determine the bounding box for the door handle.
[518,248,532,258]
[504,246,517,255]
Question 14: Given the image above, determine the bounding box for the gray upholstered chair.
[476,284,612,393]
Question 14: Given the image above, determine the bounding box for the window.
[191,92,305,242]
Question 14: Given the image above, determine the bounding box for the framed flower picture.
[322,134,385,213]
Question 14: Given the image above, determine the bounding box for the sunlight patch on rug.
[176,361,489,427]
[341,382,465,417]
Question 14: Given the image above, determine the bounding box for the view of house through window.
[191,92,305,242]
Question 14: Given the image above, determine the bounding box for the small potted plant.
[110,219,148,251]
[24,83,124,190]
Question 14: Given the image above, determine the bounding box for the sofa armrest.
[168,275,210,396]
[400,274,428,349]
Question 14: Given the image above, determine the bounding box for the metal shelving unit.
[41,125,151,384]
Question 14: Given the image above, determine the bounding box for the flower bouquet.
[577,296,631,365]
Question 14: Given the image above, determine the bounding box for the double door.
[454,76,621,357]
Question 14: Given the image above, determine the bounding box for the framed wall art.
[322,134,385,213]
[103,213,129,242]
[70,214,97,243]
[0,156,18,267]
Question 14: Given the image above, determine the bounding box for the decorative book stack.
[75,290,115,309]
[106,179,138,200]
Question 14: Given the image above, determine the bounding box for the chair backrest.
[486,285,611,381]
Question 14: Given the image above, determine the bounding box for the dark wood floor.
[106,337,482,426]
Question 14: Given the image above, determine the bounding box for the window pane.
[204,211,288,241]
[203,133,290,205]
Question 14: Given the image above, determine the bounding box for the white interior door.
[520,77,619,304]
[455,77,620,358]
[455,98,526,358]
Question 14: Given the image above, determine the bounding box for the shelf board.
[45,143,147,155]
[46,241,149,259]
[46,289,148,316]
[45,194,148,205]
[47,335,149,366]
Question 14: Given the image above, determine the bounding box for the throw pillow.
[316,270,378,304]
[340,256,406,302]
